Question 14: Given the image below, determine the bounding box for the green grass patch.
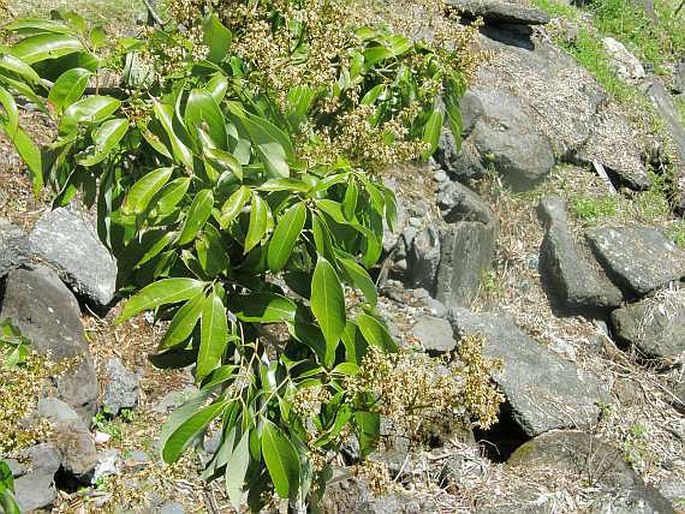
[571,195,619,224]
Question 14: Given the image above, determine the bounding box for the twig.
[142,0,165,26]
[592,160,617,195]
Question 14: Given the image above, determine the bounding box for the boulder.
[102,358,141,415]
[411,315,456,353]
[445,0,550,26]
[610,290,685,361]
[36,397,98,478]
[538,197,623,312]
[436,221,497,308]
[574,107,652,190]
[0,218,30,278]
[12,444,62,512]
[435,136,486,182]
[585,226,685,296]
[509,431,675,513]
[673,60,685,95]
[470,87,555,190]
[449,309,608,436]
[0,265,98,421]
[602,37,645,82]
[405,226,441,292]
[29,207,117,309]
[437,180,493,224]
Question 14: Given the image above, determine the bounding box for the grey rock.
[0,265,98,420]
[610,291,685,361]
[103,358,140,415]
[643,78,685,212]
[437,180,493,224]
[449,309,608,436]
[445,0,550,25]
[13,443,61,512]
[36,397,98,477]
[472,38,606,158]
[322,473,436,514]
[436,221,497,308]
[421,297,448,318]
[458,90,484,137]
[160,502,186,514]
[602,37,645,82]
[585,226,685,296]
[406,226,441,292]
[673,61,685,94]
[574,107,652,190]
[538,197,623,311]
[29,207,117,308]
[509,431,676,514]
[153,387,199,414]
[657,478,685,506]
[93,449,120,482]
[411,315,456,353]
[433,169,448,183]
[471,87,555,190]
[435,135,487,183]
[0,218,30,277]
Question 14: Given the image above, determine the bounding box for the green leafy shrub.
[0,1,492,509]
[0,460,20,514]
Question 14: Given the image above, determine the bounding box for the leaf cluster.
[0,1,473,509]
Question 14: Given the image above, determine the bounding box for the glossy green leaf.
[117,278,206,323]
[0,49,42,85]
[206,73,229,103]
[337,254,377,307]
[135,231,177,268]
[12,33,84,64]
[185,88,227,150]
[76,117,129,167]
[196,224,229,276]
[311,257,346,365]
[4,18,78,35]
[48,68,91,114]
[158,291,205,350]
[244,193,269,253]
[122,167,173,216]
[228,293,296,323]
[225,430,250,511]
[178,189,214,246]
[220,186,250,228]
[422,109,443,159]
[59,95,121,135]
[205,147,242,180]
[355,411,380,458]
[261,420,300,499]
[197,290,228,379]
[8,127,42,193]
[153,99,193,168]
[356,312,397,352]
[267,203,306,272]
[342,181,358,220]
[202,14,232,63]
[162,399,229,463]
[153,177,191,219]
[0,86,19,138]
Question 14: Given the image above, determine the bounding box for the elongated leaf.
[76,118,129,167]
[311,257,346,365]
[262,420,300,499]
[59,96,121,135]
[8,127,42,193]
[178,189,214,246]
[206,73,228,103]
[153,99,193,168]
[203,14,232,63]
[422,109,443,159]
[227,293,296,323]
[267,203,306,272]
[48,68,91,114]
[244,193,268,253]
[12,34,84,64]
[224,429,250,511]
[162,399,229,463]
[196,224,230,276]
[185,88,227,150]
[158,292,205,349]
[205,147,242,180]
[3,18,78,35]
[355,411,380,458]
[356,312,397,352]
[342,181,358,220]
[122,167,173,216]
[135,231,176,267]
[153,177,190,219]
[337,254,377,307]
[220,186,250,228]
[197,291,228,379]
[117,278,206,323]
[0,86,18,137]
[0,50,42,85]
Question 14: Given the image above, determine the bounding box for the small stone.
[408,217,423,228]
[602,37,645,82]
[103,358,140,415]
[125,450,150,471]
[160,501,186,514]
[94,431,111,444]
[433,170,448,182]
[412,315,456,354]
[93,449,119,482]
[422,297,448,318]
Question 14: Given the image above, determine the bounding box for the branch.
[142,0,165,26]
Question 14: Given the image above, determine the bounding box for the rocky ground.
[1,0,685,513]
